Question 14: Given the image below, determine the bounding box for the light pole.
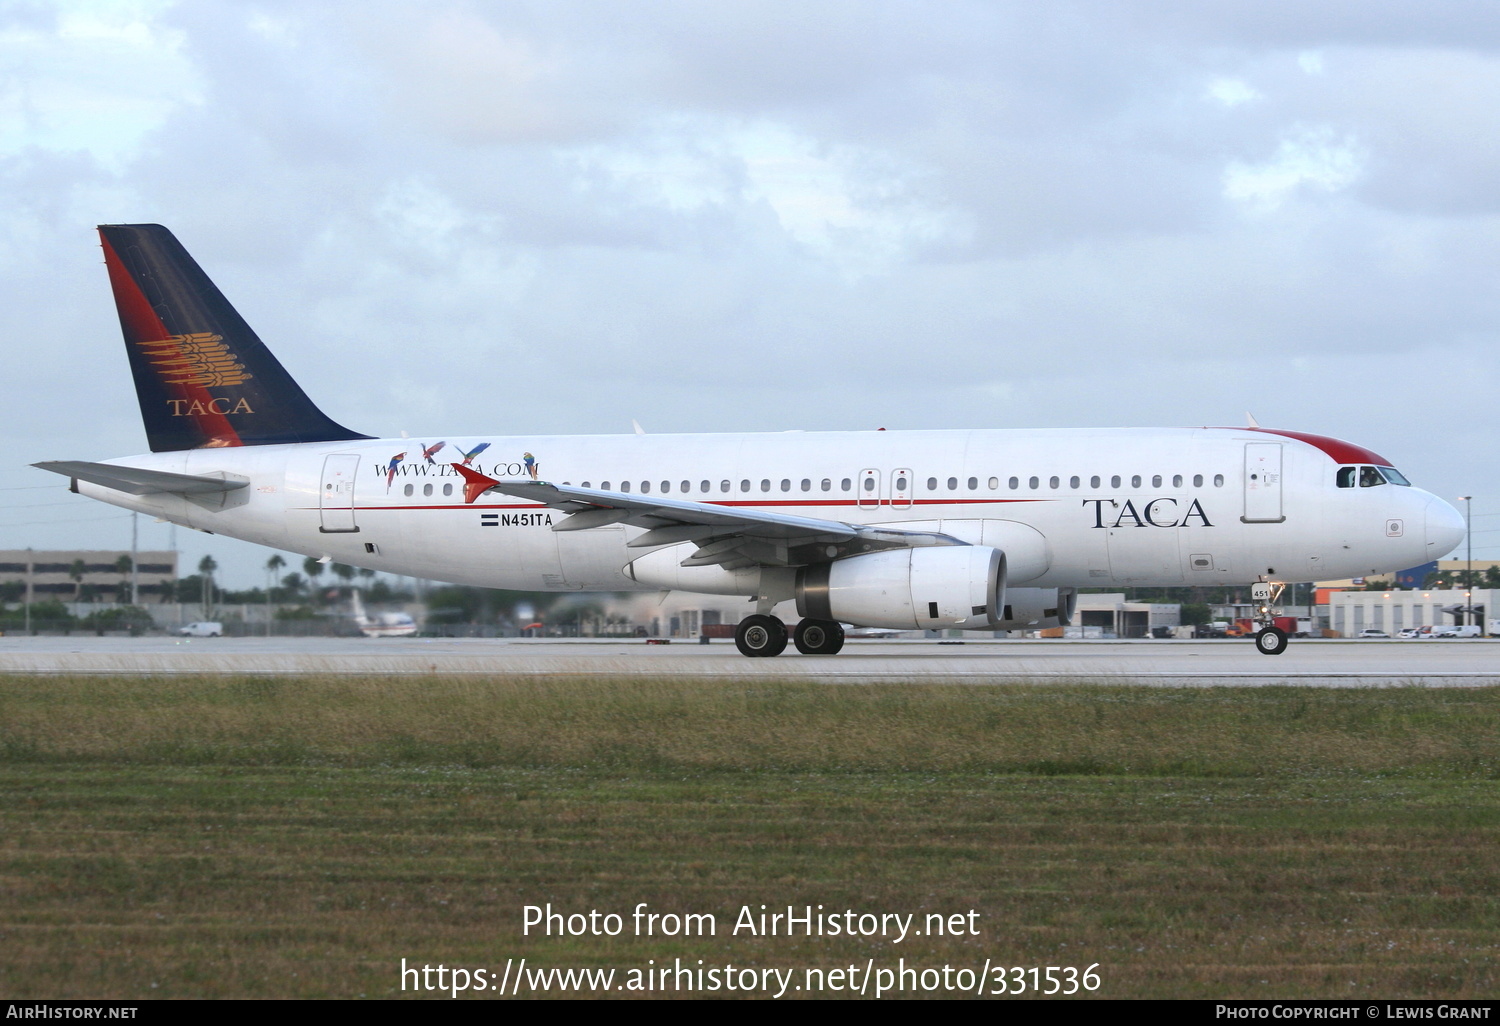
[1459,496,1474,633]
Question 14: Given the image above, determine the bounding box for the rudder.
[99,223,370,451]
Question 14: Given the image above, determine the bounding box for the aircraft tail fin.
[97,223,370,452]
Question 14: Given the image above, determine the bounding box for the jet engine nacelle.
[795,546,1006,630]
[993,587,1077,631]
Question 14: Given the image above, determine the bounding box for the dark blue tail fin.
[99,223,370,452]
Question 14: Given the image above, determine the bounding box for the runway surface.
[0,636,1495,685]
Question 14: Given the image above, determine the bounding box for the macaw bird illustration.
[523,452,538,480]
[420,441,446,464]
[385,452,407,488]
[459,442,491,466]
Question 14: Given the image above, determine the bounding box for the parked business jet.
[35,225,1466,656]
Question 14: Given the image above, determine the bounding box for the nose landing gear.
[1251,580,1289,656]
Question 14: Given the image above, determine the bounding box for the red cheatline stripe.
[304,497,1056,513]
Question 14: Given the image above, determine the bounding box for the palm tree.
[198,555,218,618]
[114,554,133,605]
[68,559,87,605]
[303,556,325,605]
[265,554,286,634]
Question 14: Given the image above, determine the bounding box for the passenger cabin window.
[1152,475,1162,488]
[927,477,938,490]
[968,477,978,490]
[1069,476,1080,488]
[821,479,831,491]
[801,479,811,491]
[1009,477,1019,490]
[423,484,433,497]
[947,476,958,490]
[1049,476,1059,489]
[1213,474,1224,487]
[781,479,791,492]
[641,481,650,493]
[601,481,610,490]
[988,477,999,489]
[1028,476,1039,489]
[841,478,852,491]
[1131,475,1141,488]
[896,475,908,490]
[403,484,414,497]
[1090,476,1100,488]
[1111,475,1121,488]
[1192,474,1202,487]
[621,481,631,493]
[761,479,771,492]
[863,477,875,492]
[740,480,750,492]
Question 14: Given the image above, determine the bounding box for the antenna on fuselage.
[632,420,646,435]
[1245,412,1260,428]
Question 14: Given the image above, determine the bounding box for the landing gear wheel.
[1254,627,1288,655]
[794,618,845,655]
[736,614,788,657]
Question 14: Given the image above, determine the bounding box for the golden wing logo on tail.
[137,333,253,388]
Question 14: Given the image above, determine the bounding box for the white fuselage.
[76,426,1458,595]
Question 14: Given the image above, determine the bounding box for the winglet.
[450,462,500,504]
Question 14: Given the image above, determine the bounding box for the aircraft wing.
[452,465,963,569]
[32,460,250,496]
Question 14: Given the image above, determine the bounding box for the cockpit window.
[1339,464,1409,487]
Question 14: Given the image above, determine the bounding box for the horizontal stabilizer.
[32,460,249,496]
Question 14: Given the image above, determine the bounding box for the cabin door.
[1242,443,1285,523]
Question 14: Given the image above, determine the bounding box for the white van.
[178,622,222,637]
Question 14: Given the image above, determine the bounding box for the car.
[178,621,222,638]
[1356,628,1390,639]
[1396,627,1423,638]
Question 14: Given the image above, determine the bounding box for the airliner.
[34,224,1466,657]
[349,588,418,638]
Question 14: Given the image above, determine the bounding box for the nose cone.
[1425,496,1466,558]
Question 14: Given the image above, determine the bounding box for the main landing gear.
[734,616,844,657]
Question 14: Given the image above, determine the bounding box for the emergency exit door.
[319,454,361,533]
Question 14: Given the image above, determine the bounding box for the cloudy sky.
[3,0,1498,586]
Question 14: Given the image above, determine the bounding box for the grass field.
[1,674,1497,999]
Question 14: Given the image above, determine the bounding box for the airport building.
[0,550,178,603]
[1324,587,1496,636]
